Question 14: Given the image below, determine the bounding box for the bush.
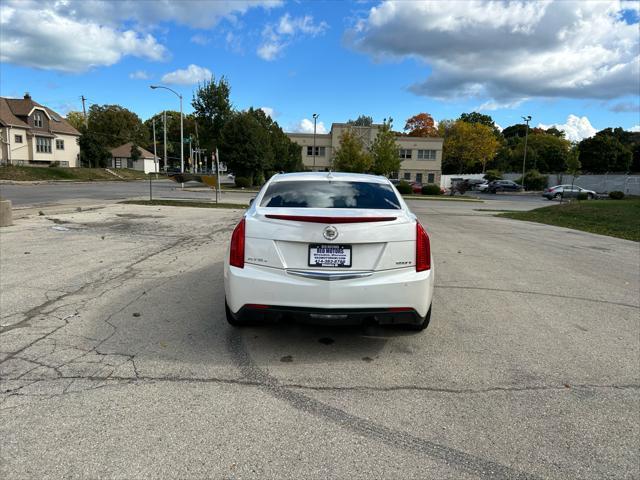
[49,161,60,168]
[254,173,265,186]
[609,191,625,200]
[576,192,588,201]
[515,170,548,191]
[396,181,413,194]
[483,169,502,182]
[421,184,441,195]
[235,176,252,188]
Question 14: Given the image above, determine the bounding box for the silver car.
[543,185,596,200]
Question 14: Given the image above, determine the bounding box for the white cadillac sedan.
[223,172,434,330]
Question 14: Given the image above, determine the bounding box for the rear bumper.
[224,263,434,319]
[229,305,427,326]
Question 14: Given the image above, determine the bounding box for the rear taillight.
[416,222,431,272]
[229,218,245,268]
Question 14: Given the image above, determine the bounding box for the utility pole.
[81,95,88,127]
[163,111,167,173]
[521,115,532,191]
[152,116,158,174]
[81,95,89,167]
[312,113,318,170]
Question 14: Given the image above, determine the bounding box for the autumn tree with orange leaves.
[404,113,438,137]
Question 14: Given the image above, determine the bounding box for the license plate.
[308,244,352,268]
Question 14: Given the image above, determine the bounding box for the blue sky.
[1,0,638,141]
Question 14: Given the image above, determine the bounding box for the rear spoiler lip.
[264,214,398,224]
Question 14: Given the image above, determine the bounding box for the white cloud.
[350,1,640,105]
[258,13,328,61]
[190,34,210,46]
[0,3,167,72]
[129,70,150,80]
[161,64,212,85]
[538,115,597,142]
[0,0,280,72]
[630,125,640,132]
[260,107,275,118]
[32,0,282,30]
[293,118,327,134]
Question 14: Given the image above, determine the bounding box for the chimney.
[24,92,31,100]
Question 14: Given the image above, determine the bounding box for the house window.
[416,173,423,183]
[127,158,134,168]
[427,173,435,184]
[36,136,52,153]
[114,158,123,168]
[34,113,43,128]
[306,146,326,156]
[403,172,411,180]
[14,134,23,143]
[417,149,436,160]
[399,149,412,159]
[56,139,64,150]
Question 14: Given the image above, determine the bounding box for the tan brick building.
[287,123,443,184]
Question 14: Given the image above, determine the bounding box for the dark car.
[488,180,522,193]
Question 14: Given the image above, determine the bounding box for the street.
[1,198,638,479]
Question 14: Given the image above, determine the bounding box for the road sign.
[218,162,227,172]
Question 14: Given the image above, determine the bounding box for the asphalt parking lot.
[1,198,638,479]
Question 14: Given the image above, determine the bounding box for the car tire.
[407,305,432,331]
[554,193,562,200]
[225,299,245,327]
[587,193,594,200]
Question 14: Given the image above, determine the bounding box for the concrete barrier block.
[0,198,13,227]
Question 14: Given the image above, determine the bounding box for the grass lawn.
[0,166,151,181]
[499,199,640,241]
[121,200,247,209]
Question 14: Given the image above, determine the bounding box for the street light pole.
[152,116,157,173]
[521,115,531,191]
[163,111,167,173]
[312,113,318,170]
[150,85,184,173]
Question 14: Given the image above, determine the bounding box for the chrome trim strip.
[286,269,374,281]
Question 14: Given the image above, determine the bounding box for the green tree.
[502,124,529,139]
[566,146,581,189]
[347,115,373,127]
[66,111,85,131]
[370,119,400,176]
[86,104,147,148]
[523,133,571,172]
[219,110,269,181]
[443,121,499,173]
[130,144,141,163]
[578,132,633,173]
[192,76,232,152]
[78,127,111,168]
[333,128,372,173]
[458,111,501,137]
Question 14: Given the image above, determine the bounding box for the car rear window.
[260,181,401,209]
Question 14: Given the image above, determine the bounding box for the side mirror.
[249,197,254,206]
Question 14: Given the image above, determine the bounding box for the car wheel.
[554,193,562,200]
[407,305,432,331]
[587,193,594,200]
[225,299,245,327]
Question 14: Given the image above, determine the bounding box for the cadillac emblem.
[323,226,338,241]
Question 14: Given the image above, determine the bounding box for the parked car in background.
[488,180,523,193]
[390,179,422,194]
[543,185,596,200]
[477,181,489,192]
[465,178,487,190]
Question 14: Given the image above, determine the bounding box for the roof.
[0,98,29,128]
[0,96,80,136]
[110,142,158,160]
[271,171,390,184]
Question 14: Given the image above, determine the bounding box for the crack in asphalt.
[225,330,542,480]
[436,285,640,309]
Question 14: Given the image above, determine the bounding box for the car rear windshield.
[260,181,401,209]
